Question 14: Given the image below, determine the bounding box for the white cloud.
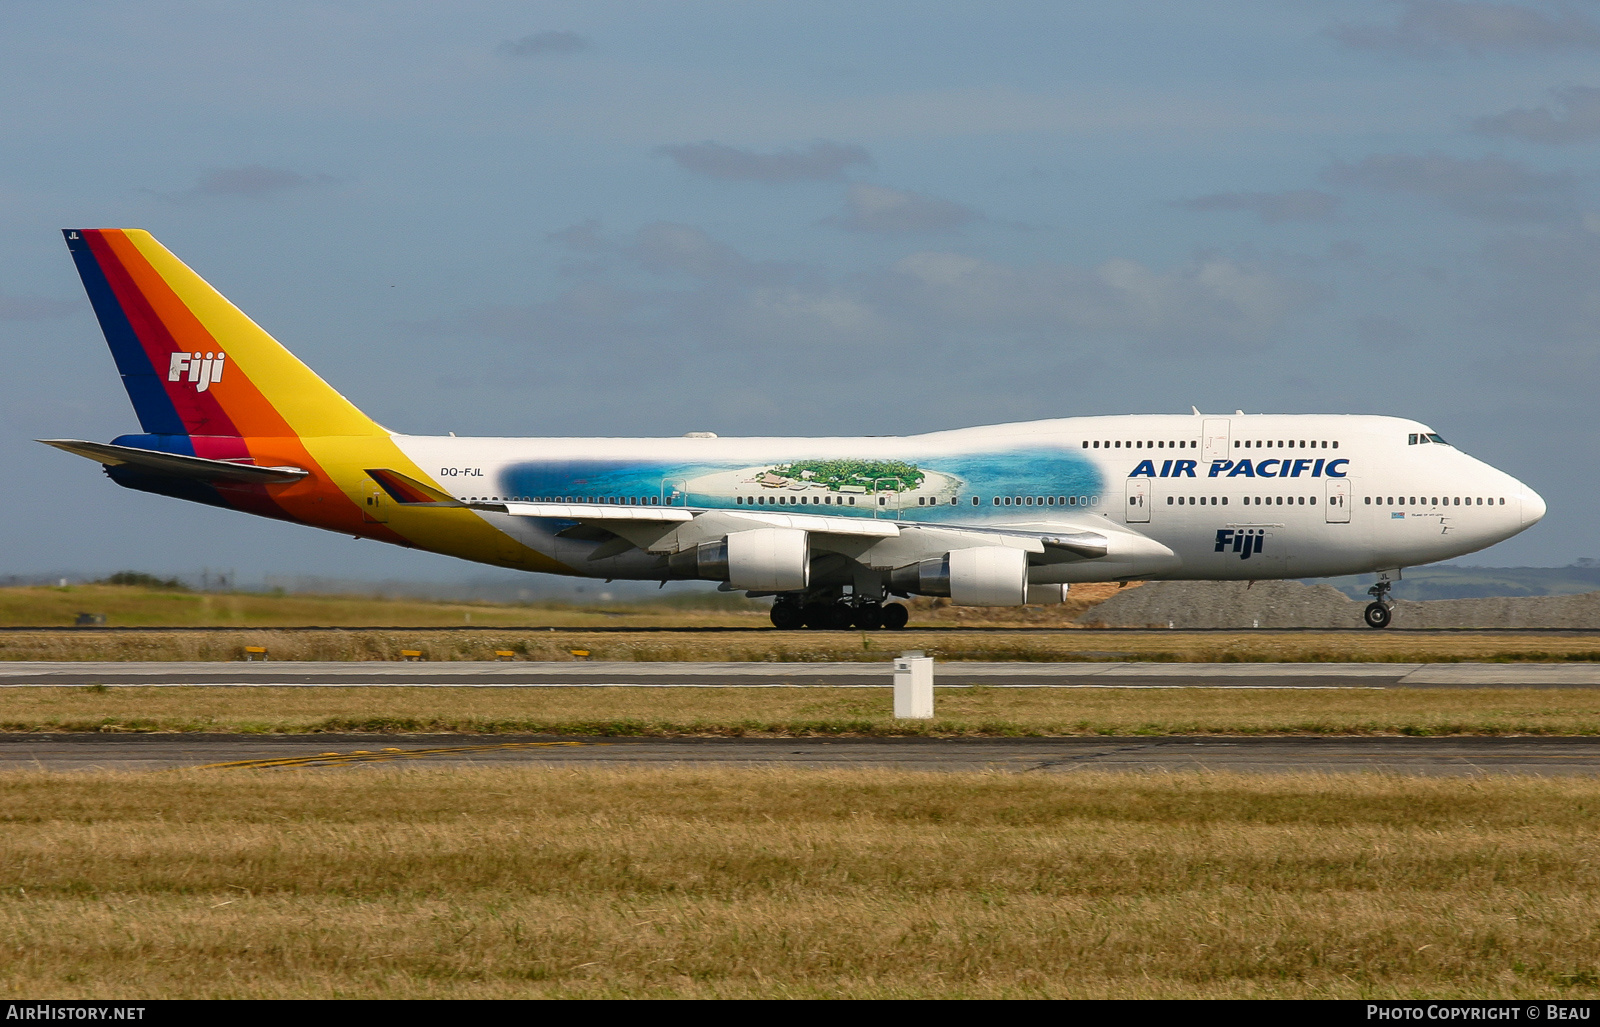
[883,250,1319,348]
[657,140,870,182]
[1326,1,1600,56]
[1323,151,1577,220]
[499,31,590,59]
[825,183,980,234]
[1474,85,1600,144]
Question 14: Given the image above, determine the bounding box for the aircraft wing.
[38,439,309,484]
[470,499,902,540]
[475,499,1111,557]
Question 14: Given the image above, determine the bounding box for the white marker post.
[893,651,934,719]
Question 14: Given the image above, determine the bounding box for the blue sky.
[3,0,1598,582]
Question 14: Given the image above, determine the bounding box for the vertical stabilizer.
[63,229,384,438]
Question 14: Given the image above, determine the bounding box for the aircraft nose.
[1521,486,1547,528]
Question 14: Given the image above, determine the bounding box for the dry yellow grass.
[1,767,1598,998]
[4,685,1600,736]
[3,627,1600,664]
[0,584,771,629]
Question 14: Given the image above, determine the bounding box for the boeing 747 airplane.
[43,229,1545,629]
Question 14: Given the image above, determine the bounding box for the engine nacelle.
[727,527,809,591]
[889,546,1030,606]
[668,527,810,592]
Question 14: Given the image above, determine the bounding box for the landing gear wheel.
[826,605,856,630]
[880,603,909,630]
[853,604,883,630]
[770,602,803,630]
[1363,602,1392,630]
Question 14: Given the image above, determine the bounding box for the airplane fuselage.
[163,412,1537,587]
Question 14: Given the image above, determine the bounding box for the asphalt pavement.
[5,732,1599,776]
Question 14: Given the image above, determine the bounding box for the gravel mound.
[1076,580,1600,629]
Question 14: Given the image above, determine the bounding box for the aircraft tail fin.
[62,229,385,438]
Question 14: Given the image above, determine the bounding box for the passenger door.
[1126,478,1150,523]
[359,477,388,523]
[1325,479,1350,523]
[1202,418,1231,463]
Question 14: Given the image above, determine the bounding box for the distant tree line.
[97,571,189,592]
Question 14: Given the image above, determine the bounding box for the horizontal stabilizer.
[38,439,308,484]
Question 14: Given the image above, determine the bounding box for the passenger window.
[1167,496,1174,505]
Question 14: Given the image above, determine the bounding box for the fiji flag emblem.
[1391,511,1405,519]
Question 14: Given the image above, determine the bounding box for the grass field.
[0,583,772,629]
[4,685,1600,736]
[2,767,1598,998]
[0,582,1131,629]
[4,626,1599,664]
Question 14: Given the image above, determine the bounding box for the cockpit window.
[1408,433,1419,445]
[1408,432,1451,446]
[1426,433,1448,445]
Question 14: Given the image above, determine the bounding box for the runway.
[5,732,1600,775]
[4,660,1600,688]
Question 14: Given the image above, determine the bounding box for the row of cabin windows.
[1161,496,1317,507]
[465,492,1503,511]
[737,494,856,506]
[993,495,1098,507]
[1366,496,1505,506]
[1078,439,1343,450]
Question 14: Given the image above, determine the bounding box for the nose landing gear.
[1363,577,1395,629]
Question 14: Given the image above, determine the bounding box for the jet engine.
[668,527,809,591]
[888,546,1030,606]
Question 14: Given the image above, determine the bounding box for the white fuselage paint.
[392,413,1544,584]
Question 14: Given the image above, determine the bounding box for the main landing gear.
[1363,578,1395,630]
[769,594,908,631]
